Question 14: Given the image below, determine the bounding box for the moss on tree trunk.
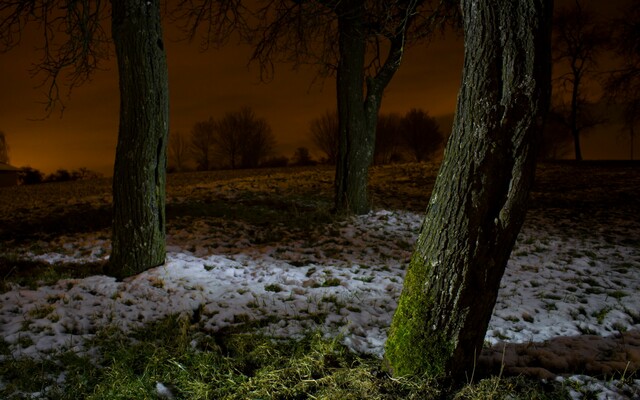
[106,0,169,279]
[385,0,553,382]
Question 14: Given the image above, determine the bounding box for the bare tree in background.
[310,110,340,164]
[292,147,315,166]
[374,113,403,165]
[0,131,9,164]
[605,2,640,160]
[552,0,606,161]
[214,107,275,169]
[1,1,170,279]
[169,131,190,171]
[190,118,217,170]
[540,103,574,160]
[18,167,44,185]
[180,0,456,214]
[401,108,443,162]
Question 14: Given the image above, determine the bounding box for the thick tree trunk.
[385,0,552,382]
[333,3,371,215]
[106,0,169,279]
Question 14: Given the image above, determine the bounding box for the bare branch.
[170,0,249,50]
[0,0,111,116]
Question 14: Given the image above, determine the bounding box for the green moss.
[385,256,455,379]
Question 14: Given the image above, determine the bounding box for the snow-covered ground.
[0,163,639,398]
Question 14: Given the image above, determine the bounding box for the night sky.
[0,1,634,176]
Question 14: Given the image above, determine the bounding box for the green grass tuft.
[0,313,572,399]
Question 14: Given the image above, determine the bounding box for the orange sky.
[0,1,636,176]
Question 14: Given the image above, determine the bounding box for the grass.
[0,314,571,399]
[0,254,104,293]
[1,163,637,398]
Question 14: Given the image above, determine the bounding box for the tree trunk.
[333,1,412,215]
[333,3,371,215]
[631,125,635,161]
[570,69,583,161]
[385,0,552,382]
[106,0,169,279]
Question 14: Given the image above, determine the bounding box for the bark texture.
[385,0,552,381]
[106,0,169,279]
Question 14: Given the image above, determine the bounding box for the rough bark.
[106,0,169,279]
[385,0,552,382]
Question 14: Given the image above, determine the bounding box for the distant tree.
[2,1,170,279]
[18,167,44,185]
[552,0,607,161]
[292,147,315,166]
[239,119,275,169]
[374,113,403,165]
[46,169,73,182]
[400,108,444,162]
[540,104,574,160]
[214,107,275,169]
[71,167,102,180]
[190,118,216,171]
[169,131,190,171]
[261,155,289,168]
[0,131,9,164]
[605,2,640,160]
[310,110,340,165]
[385,0,552,382]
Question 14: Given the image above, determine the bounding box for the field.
[0,161,639,399]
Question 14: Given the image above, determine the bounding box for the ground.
[0,161,638,399]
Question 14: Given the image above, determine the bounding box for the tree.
[401,108,444,162]
[605,2,640,160]
[310,110,340,164]
[18,167,44,185]
[46,169,72,182]
[385,0,552,383]
[214,107,275,169]
[169,131,191,171]
[330,0,441,214]
[71,167,102,180]
[540,104,573,160]
[238,115,275,168]
[0,131,9,164]
[1,1,169,279]
[552,0,606,161]
[190,118,217,171]
[292,147,315,166]
[247,0,455,214]
[106,0,169,279]
[374,113,403,165]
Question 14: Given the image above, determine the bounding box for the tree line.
[170,106,276,172]
[17,167,102,185]
[168,106,444,171]
[0,131,102,184]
